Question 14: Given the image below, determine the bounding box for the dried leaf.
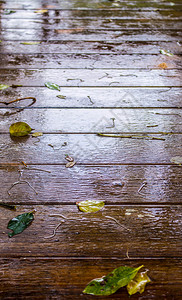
[57,95,66,99]
[7,212,34,237]
[158,62,168,69]
[127,271,151,295]
[170,156,182,165]
[9,122,32,137]
[21,42,41,45]
[83,265,143,296]
[34,9,48,13]
[77,200,105,213]
[0,84,10,90]
[45,82,60,91]
[160,49,173,56]
[0,202,16,210]
[32,132,43,137]
[66,161,76,168]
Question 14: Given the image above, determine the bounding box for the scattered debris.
[97,133,165,141]
[0,84,10,90]
[44,214,76,239]
[56,95,66,99]
[65,154,76,168]
[7,170,38,196]
[3,9,16,15]
[138,181,147,196]
[160,49,173,56]
[7,211,34,237]
[32,132,43,137]
[87,95,94,104]
[20,42,41,45]
[76,200,105,213]
[0,202,16,210]
[34,9,48,13]
[106,118,115,128]
[104,215,130,231]
[158,62,168,69]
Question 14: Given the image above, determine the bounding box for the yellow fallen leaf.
[34,9,48,13]
[32,132,43,137]
[158,62,168,69]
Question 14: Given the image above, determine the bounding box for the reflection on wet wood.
[1,87,181,108]
[0,53,181,69]
[0,69,181,86]
[0,205,181,257]
[0,165,181,204]
[0,258,181,299]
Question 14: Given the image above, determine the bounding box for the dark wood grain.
[0,165,181,204]
[0,205,181,257]
[1,0,182,9]
[1,18,182,30]
[1,9,182,20]
[0,258,181,299]
[1,28,181,41]
[0,53,181,69]
[0,41,181,55]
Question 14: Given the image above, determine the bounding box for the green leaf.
[21,42,41,45]
[127,271,151,295]
[56,95,66,99]
[8,212,34,237]
[83,265,143,296]
[9,122,32,137]
[0,84,10,90]
[3,9,16,15]
[45,82,60,91]
[77,200,105,213]
[160,49,173,56]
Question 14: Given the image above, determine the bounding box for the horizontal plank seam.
[0,257,181,260]
[0,163,181,166]
[1,107,182,109]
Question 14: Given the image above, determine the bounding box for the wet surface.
[0,0,182,299]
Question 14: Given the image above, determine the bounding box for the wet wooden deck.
[0,0,182,299]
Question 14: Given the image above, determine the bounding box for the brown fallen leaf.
[66,161,76,168]
[158,62,168,69]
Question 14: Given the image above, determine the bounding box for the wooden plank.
[0,41,181,55]
[0,53,181,69]
[1,0,182,10]
[0,165,181,204]
[0,28,181,41]
[0,258,181,299]
[0,69,181,87]
[0,87,181,108]
[1,18,182,30]
[1,9,181,20]
[0,205,181,257]
[0,133,181,164]
[0,108,182,133]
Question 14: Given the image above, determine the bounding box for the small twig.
[7,180,38,195]
[138,181,147,196]
[104,215,130,231]
[44,214,76,239]
[0,202,16,210]
[0,97,36,106]
[87,95,94,104]
[106,118,115,128]
[126,246,130,259]
[21,162,51,173]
